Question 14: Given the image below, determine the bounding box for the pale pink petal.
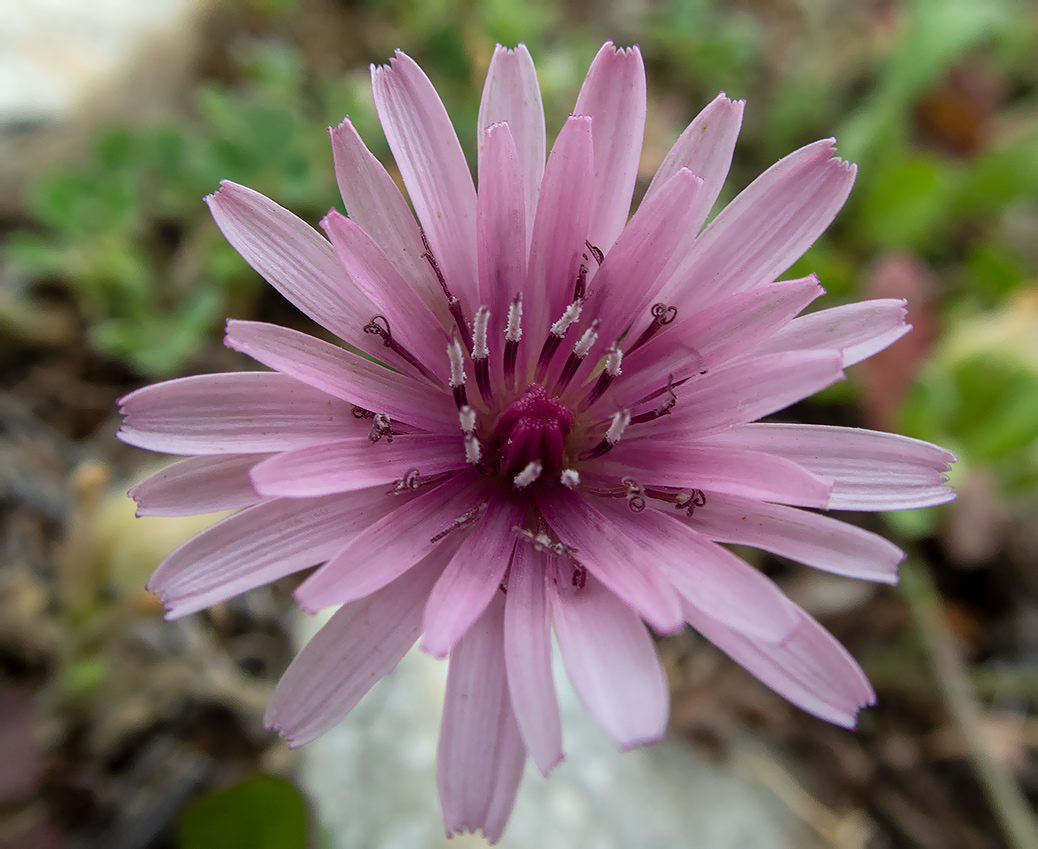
[551,572,669,749]
[321,209,449,377]
[617,276,824,406]
[329,118,450,326]
[293,473,488,612]
[535,488,684,634]
[421,495,526,658]
[504,543,562,776]
[265,545,451,747]
[439,592,526,844]
[684,597,876,728]
[653,139,856,318]
[130,454,269,517]
[581,168,705,356]
[117,372,362,455]
[598,443,832,508]
[573,42,646,254]
[710,423,956,510]
[630,350,845,440]
[592,498,798,641]
[755,299,911,366]
[477,122,527,376]
[523,115,594,362]
[224,319,457,433]
[685,492,905,583]
[644,92,745,230]
[477,44,545,252]
[372,52,478,308]
[206,182,382,357]
[249,435,466,498]
[149,488,400,619]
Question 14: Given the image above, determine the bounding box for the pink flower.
[118,42,955,842]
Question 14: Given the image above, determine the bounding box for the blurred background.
[1,0,1036,846]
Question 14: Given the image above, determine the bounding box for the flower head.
[118,42,955,843]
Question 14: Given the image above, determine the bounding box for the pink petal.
[683,597,876,728]
[535,488,684,633]
[249,435,466,498]
[477,122,528,378]
[149,488,399,619]
[117,372,362,455]
[755,299,911,366]
[329,118,450,327]
[224,319,457,433]
[293,473,488,612]
[206,182,381,357]
[592,499,799,641]
[573,42,646,254]
[616,276,824,407]
[372,51,479,309]
[711,423,956,510]
[438,592,526,844]
[688,492,905,582]
[265,545,451,747]
[421,495,526,658]
[644,92,745,231]
[581,168,705,358]
[599,442,832,508]
[129,454,269,517]
[477,44,545,253]
[654,139,856,318]
[523,115,594,367]
[504,543,563,776]
[551,572,669,749]
[631,350,845,440]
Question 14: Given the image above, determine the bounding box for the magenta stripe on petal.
[117,372,363,455]
[573,42,647,254]
[687,492,905,583]
[477,44,545,253]
[149,488,404,619]
[421,495,526,658]
[536,488,684,634]
[504,543,563,777]
[249,435,466,498]
[294,473,488,612]
[684,597,876,728]
[551,572,669,749]
[224,319,457,433]
[130,454,269,517]
[439,592,526,844]
[372,51,479,309]
[265,544,451,747]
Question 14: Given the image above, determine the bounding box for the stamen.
[447,334,468,408]
[629,376,677,424]
[580,342,622,411]
[363,314,439,383]
[512,526,578,559]
[626,302,678,355]
[369,413,394,444]
[585,240,604,266]
[513,460,543,489]
[537,301,583,381]
[459,405,477,434]
[472,306,493,403]
[556,320,600,393]
[504,294,522,384]
[459,405,481,465]
[621,476,646,513]
[583,408,631,459]
[560,469,580,489]
[643,486,707,517]
[389,468,422,493]
[421,229,472,352]
[430,499,488,543]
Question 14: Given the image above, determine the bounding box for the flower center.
[492,384,575,477]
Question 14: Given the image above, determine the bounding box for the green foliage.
[180,774,308,849]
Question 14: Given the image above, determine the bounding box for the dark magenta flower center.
[492,384,575,476]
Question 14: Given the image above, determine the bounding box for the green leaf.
[180,775,308,849]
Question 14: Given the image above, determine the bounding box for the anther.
[504,294,522,384]
[629,376,678,424]
[363,314,439,383]
[447,333,469,409]
[421,229,473,352]
[560,469,580,489]
[472,306,493,404]
[556,320,600,392]
[626,302,679,355]
[513,460,543,489]
[536,300,583,381]
[621,476,647,513]
[369,413,394,444]
[459,405,481,465]
[389,468,422,493]
[580,342,622,411]
[430,499,488,543]
[583,408,631,459]
[512,526,578,559]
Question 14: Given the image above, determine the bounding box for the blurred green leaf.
[180,775,308,849]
